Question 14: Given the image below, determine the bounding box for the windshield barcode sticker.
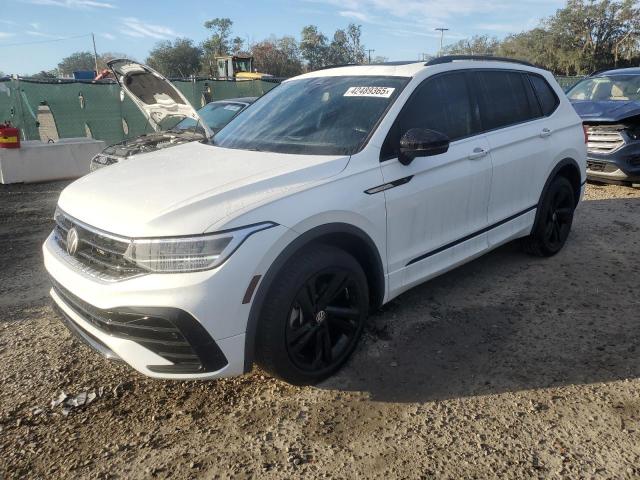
[344,87,395,98]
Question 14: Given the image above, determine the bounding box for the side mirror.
[398,128,450,165]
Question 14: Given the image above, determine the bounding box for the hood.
[571,99,640,123]
[58,141,349,237]
[108,59,213,138]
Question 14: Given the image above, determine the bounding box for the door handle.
[468,147,489,160]
[540,128,553,138]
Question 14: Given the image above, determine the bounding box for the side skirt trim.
[406,204,538,267]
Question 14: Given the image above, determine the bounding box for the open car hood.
[107,59,213,138]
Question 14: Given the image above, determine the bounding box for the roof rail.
[314,60,423,71]
[425,55,535,68]
[314,63,359,71]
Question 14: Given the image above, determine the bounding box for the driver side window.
[381,72,478,161]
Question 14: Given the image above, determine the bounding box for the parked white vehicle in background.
[44,56,587,385]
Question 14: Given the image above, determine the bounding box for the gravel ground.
[1,180,640,479]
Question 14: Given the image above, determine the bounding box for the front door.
[379,71,493,295]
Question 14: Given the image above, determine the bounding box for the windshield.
[175,102,246,132]
[213,76,409,155]
[568,75,640,101]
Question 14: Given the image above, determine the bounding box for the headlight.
[90,154,120,172]
[123,222,277,273]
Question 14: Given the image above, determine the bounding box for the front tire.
[255,245,368,385]
[522,176,576,257]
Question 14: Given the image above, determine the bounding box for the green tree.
[251,36,303,77]
[30,70,58,79]
[57,51,96,77]
[300,25,329,70]
[442,35,500,56]
[146,38,202,77]
[203,17,233,57]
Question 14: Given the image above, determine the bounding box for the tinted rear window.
[529,74,559,116]
[475,71,539,131]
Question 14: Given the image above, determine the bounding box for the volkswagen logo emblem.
[66,227,79,256]
[315,310,328,324]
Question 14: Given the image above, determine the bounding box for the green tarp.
[0,77,279,146]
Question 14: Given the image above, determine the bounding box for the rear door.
[472,70,551,246]
[380,71,493,293]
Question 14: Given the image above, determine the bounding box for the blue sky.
[1,0,566,75]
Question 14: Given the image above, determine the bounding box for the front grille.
[51,279,204,370]
[53,209,145,281]
[586,125,626,154]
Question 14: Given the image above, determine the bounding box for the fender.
[243,222,385,372]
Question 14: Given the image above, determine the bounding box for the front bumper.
[43,223,290,379]
[587,141,640,184]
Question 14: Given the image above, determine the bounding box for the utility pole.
[91,32,99,75]
[435,28,449,55]
[367,49,375,64]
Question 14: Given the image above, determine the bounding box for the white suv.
[44,56,587,385]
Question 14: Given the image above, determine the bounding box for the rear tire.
[255,245,368,385]
[522,176,576,257]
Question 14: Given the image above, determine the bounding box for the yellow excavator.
[214,55,270,80]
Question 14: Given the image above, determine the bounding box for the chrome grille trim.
[52,209,146,282]
[586,126,626,154]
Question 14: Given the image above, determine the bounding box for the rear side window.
[529,74,560,116]
[381,72,477,159]
[475,71,540,131]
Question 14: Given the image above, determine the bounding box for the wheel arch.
[533,157,583,231]
[243,222,385,372]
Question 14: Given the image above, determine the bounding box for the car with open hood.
[568,68,640,185]
[44,56,586,385]
[90,59,255,171]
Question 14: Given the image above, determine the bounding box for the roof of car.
[294,57,542,80]
[594,67,640,76]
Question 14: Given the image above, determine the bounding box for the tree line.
[444,0,640,75]
[43,19,372,79]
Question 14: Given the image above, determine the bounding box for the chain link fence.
[0,77,280,147]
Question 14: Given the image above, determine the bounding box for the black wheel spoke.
[321,326,333,363]
[318,273,349,307]
[288,322,314,345]
[328,316,357,335]
[556,207,573,222]
[325,305,360,319]
[297,285,316,319]
[311,331,324,368]
[290,325,318,353]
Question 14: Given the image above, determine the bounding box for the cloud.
[312,0,564,27]
[26,30,61,38]
[338,10,373,22]
[100,32,116,40]
[0,32,16,38]
[119,17,179,40]
[25,0,116,9]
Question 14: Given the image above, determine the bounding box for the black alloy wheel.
[543,185,575,251]
[255,245,369,385]
[285,268,364,373]
[522,175,576,257]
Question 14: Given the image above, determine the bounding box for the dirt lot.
[1,181,640,479]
